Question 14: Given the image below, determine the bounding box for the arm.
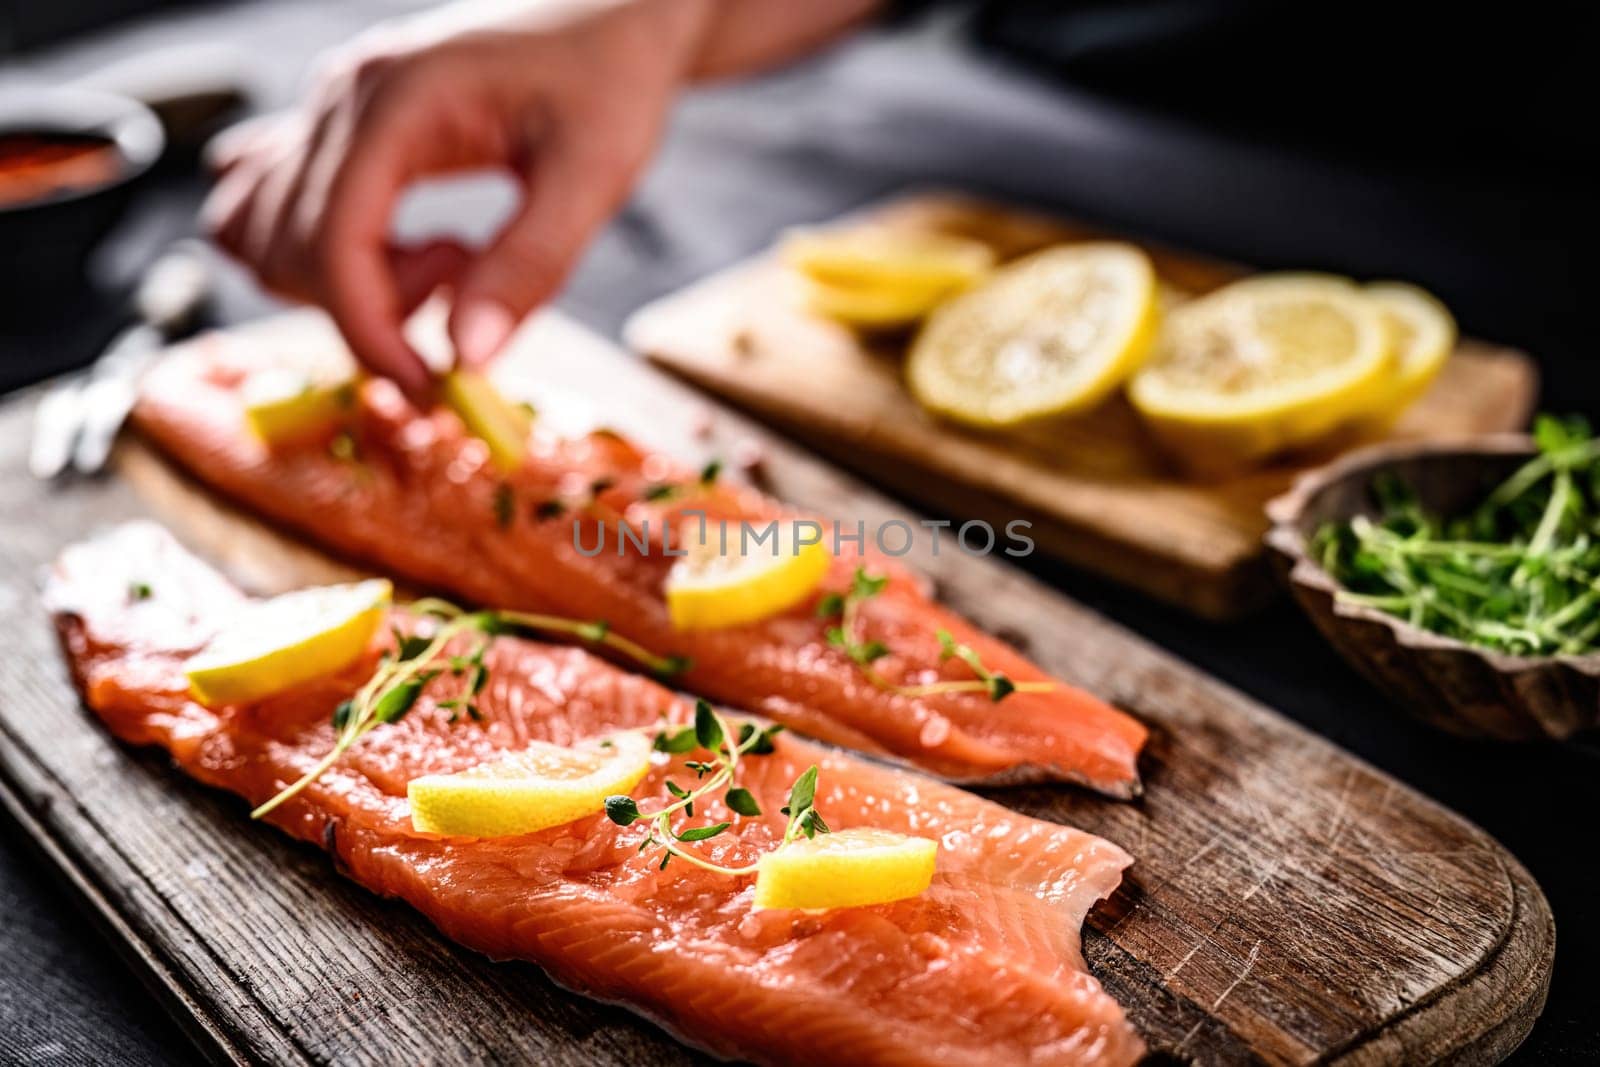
[205,0,885,401]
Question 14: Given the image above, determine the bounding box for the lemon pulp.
[907,242,1159,427]
[754,827,938,911]
[666,524,832,630]
[408,731,652,837]
[184,579,391,707]
[1127,273,1393,474]
[441,371,533,473]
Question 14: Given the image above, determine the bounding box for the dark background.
[3,1,1596,1062]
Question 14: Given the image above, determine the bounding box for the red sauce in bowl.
[0,132,125,208]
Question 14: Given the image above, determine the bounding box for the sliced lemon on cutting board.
[907,242,1159,427]
[666,524,832,630]
[784,228,995,330]
[408,731,652,837]
[1127,273,1393,475]
[801,277,955,330]
[1364,281,1456,422]
[243,370,359,446]
[754,827,937,911]
[783,227,995,294]
[442,371,533,473]
[184,579,391,707]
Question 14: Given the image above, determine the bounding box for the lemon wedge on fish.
[754,827,937,910]
[666,525,832,630]
[907,242,1159,427]
[408,731,652,837]
[441,371,533,473]
[1364,281,1456,421]
[1127,273,1393,475]
[784,227,994,292]
[184,580,391,707]
[243,370,358,446]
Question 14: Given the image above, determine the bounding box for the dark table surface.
[2,3,1595,1063]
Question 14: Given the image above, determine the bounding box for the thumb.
[448,147,623,369]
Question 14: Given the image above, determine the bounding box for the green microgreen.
[1314,414,1600,656]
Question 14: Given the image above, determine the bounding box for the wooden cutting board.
[626,191,1538,619]
[0,310,1551,1065]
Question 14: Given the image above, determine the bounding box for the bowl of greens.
[1266,416,1600,740]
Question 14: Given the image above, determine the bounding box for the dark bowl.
[1265,435,1600,741]
[0,87,165,306]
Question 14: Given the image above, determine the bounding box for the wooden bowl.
[1265,435,1600,741]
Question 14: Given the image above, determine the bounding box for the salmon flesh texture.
[133,340,1146,794]
[47,523,1144,1067]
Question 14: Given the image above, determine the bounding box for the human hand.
[205,0,714,402]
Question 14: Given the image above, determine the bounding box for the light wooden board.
[0,311,1553,1065]
[626,192,1538,619]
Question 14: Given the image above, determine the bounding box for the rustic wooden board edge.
[0,726,279,1067]
[626,188,1540,620]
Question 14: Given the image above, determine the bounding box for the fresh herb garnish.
[1315,414,1600,656]
[637,458,724,505]
[604,700,809,874]
[817,566,1050,701]
[250,597,692,819]
[128,581,152,602]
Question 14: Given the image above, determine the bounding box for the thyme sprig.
[1315,414,1600,656]
[251,606,493,819]
[603,700,820,874]
[250,598,692,820]
[818,566,1051,701]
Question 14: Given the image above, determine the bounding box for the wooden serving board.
[0,311,1552,1065]
[626,192,1538,620]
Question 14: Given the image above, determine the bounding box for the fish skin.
[49,523,1144,1067]
[131,344,1146,794]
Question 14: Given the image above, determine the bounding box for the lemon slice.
[243,370,358,446]
[666,524,832,630]
[184,579,391,707]
[907,242,1159,427]
[754,827,937,911]
[408,731,652,837]
[441,371,533,473]
[1127,273,1393,474]
[801,276,953,330]
[782,227,994,294]
[1365,282,1456,420]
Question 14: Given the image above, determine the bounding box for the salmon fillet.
[133,338,1146,794]
[47,523,1143,1067]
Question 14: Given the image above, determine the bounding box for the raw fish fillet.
[48,523,1143,1067]
[133,338,1146,794]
